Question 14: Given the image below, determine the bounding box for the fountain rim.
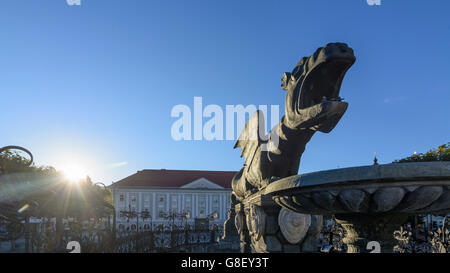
[263,161,450,196]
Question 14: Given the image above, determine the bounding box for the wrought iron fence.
[319,216,450,253]
[319,217,347,253]
[393,216,449,253]
[0,218,223,253]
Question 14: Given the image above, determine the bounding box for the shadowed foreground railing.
[0,220,224,253]
[2,216,448,253]
[319,216,449,253]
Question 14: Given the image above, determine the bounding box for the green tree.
[0,147,112,220]
[393,143,450,163]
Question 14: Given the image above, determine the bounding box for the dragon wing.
[233,110,266,167]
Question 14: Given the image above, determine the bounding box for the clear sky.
[1,0,449,185]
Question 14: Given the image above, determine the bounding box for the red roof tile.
[110,169,236,189]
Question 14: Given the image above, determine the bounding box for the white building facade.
[109,169,235,231]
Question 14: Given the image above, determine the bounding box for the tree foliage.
[0,147,112,220]
[393,143,450,163]
[0,148,56,175]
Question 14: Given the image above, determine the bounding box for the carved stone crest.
[278,208,311,244]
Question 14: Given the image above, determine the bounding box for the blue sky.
[1,0,449,185]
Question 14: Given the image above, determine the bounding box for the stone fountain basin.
[263,162,450,215]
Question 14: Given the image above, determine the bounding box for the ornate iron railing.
[393,216,449,253]
[0,218,223,253]
[319,218,347,253]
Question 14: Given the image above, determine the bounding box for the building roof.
[110,169,237,189]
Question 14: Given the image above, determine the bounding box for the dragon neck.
[266,116,316,177]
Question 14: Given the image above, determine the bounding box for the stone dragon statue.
[232,42,356,201]
[223,43,356,252]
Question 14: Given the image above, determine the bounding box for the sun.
[61,164,87,183]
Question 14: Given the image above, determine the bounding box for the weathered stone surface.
[338,189,368,212]
[397,186,443,212]
[283,244,300,253]
[264,162,450,215]
[275,230,289,245]
[312,192,342,211]
[404,185,420,192]
[292,194,329,214]
[245,205,266,241]
[265,236,282,252]
[420,190,450,212]
[307,215,323,236]
[252,235,282,253]
[265,162,450,193]
[363,187,378,194]
[265,215,279,234]
[276,195,303,212]
[278,208,311,244]
[234,211,244,235]
[300,235,319,253]
[371,187,405,212]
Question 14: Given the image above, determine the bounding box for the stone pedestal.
[335,213,407,253]
[234,195,322,253]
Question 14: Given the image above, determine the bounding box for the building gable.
[180,178,224,189]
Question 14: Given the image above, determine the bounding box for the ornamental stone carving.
[234,211,245,235]
[245,204,266,241]
[278,208,311,244]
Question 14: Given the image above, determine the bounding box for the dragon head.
[281,43,356,133]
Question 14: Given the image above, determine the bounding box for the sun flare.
[61,164,87,183]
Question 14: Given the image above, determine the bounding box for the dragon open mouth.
[298,55,355,109]
[283,43,356,131]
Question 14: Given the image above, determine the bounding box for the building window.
[157,194,166,219]
[143,194,152,213]
[198,195,206,218]
[171,195,178,210]
[119,194,124,203]
[158,195,165,205]
[159,210,165,218]
[212,195,219,219]
[185,194,192,210]
[212,196,219,206]
[130,193,137,206]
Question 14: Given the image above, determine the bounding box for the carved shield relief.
[278,208,311,244]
